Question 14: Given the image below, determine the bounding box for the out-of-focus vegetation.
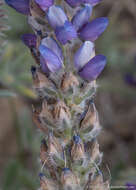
[0,1,136,189]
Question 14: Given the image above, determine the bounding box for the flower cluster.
[5,0,108,82]
[5,0,109,189]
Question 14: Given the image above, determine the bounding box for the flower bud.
[32,108,49,134]
[48,133,63,157]
[40,139,48,164]
[31,68,55,92]
[87,175,110,190]
[71,135,85,161]
[39,173,59,190]
[90,140,102,163]
[61,72,79,92]
[80,102,98,131]
[52,101,71,127]
[39,100,53,124]
[61,168,79,189]
[30,0,45,18]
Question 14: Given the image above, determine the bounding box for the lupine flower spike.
[5,0,109,189]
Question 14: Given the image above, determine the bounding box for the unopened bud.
[71,135,85,161]
[90,140,102,163]
[48,133,63,157]
[30,0,45,18]
[61,72,79,92]
[40,139,48,164]
[61,168,79,190]
[52,101,71,127]
[39,173,58,190]
[87,175,110,190]
[80,102,98,131]
[32,69,54,89]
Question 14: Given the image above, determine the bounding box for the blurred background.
[0,0,136,189]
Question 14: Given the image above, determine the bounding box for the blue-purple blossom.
[41,37,63,62]
[73,135,81,144]
[39,45,62,73]
[78,55,107,81]
[55,21,77,45]
[65,0,101,7]
[82,0,102,6]
[47,5,68,29]
[126,183,136,190]
[72,4,92,31]
[125,74,136,87]
[35,0,54,11]
[5,0,30,15]
[21,34,37,48]
[74,41,94,70]
[79,17,109,41]
[40,56,50,74]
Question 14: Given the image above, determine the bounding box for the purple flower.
[126,183,136,190]
[79,17,109,41]
[41,37,63,62]
[40,56,50,74]
[65,0,101,7]
[5,0,30,15]
[35,0,54,11]
[47,5,68,29]
[74,41,95,70]
[125,74,136,87]
[21,34,37,48]
[39,44,62,73]
[47,5,77,44]
[55,21,77,45]
[78,55,107,81]
[82,0,102,6]
[72,4,92,31]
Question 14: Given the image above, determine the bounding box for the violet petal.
[39,45,62,73]
[126,183,136,190]
[65,0,82,7]
[125,74,136,87]
[82,0,102,6]
[74,41,94,70]
[47,5,68,29]
[5,0,30,15]
[72,4,92,31]
[35,0,54,11]
[79,17,109,41]
[41,37,63,62]
[55,21,77,45]
[78,55,107,81]
[40,56,50,74]
[21,33,37,48]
